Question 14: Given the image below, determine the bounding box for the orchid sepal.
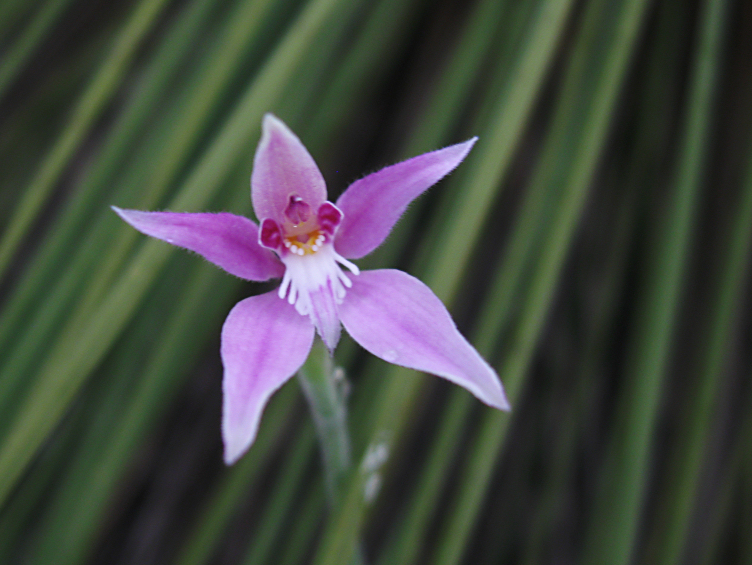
[338,269,510,411]
[334,137,477,259]
[112,207,283,281]
[221,290,314,464]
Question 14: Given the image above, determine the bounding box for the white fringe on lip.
[278,244,359,317]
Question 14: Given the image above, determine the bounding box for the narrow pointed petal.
[334,138,477,259]
[251,114,327,224]
[113,207,283,281]
[221,291,315,464]
[309,283,341,352]
[338,269,509,410]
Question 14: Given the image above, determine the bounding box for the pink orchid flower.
[114,114,509,464]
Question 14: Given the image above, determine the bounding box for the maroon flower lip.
[114,113,508,465]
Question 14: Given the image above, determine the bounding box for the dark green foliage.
[0,0,749,563]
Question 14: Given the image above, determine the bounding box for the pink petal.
[334,138,477,259]
[221,291,315,464]
[309,283,341,352]
[251,114,327,225]
[338,269,509,410]
[113,207,283,281]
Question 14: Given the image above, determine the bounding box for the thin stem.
[297,339,366,565]
[297,339,352,506]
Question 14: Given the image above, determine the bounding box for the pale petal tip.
[223,441,246,466]
[316,318,342,354]
[223,449,238,466]
[260,113,306,150]
[465,374,511,412]
[262,112,281,126]
[261,113,290,137]
[111,205,137,225]
[492,388,512,412]
[258,114,279,155]
[111,206,157,234]
[222,417,259,466]
[459,136,478,155]
[478,370,511,411]
[321,332,339,355]
[256,113,305,170]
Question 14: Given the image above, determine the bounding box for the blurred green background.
[0,0,750,563]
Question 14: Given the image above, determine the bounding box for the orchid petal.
[309,283,341,352]
[113,207,283,281]
[334,138,477,259]
[251,114,327,225]
[338,269,509,410]
[221,291,315,464]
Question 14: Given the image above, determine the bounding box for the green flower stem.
[297,339,353,505]
[297,340,366,565]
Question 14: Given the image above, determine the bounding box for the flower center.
[282,229,326,256]
[258,199,359,318]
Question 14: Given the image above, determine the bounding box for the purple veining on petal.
[221,290,315,465]
[309,280,341,352]
[251,114,327,225]
[113,207,284,281]
[334,138,477,259]
[338,269,510,410]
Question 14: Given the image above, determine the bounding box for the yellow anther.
[283,229,326,256]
